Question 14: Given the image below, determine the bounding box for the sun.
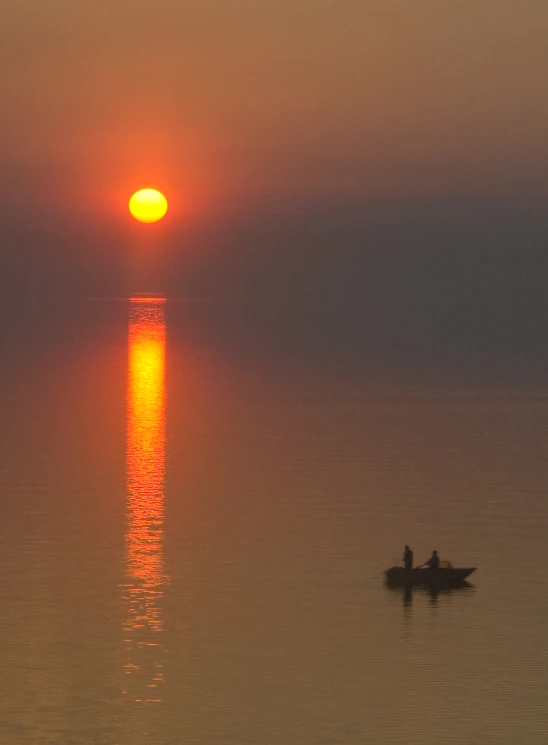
[129,189,168,223]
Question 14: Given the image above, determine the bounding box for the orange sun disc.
[129,189,168,223]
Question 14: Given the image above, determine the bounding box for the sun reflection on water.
[123,298,167,704]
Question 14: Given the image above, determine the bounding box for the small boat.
[384,566,476,586]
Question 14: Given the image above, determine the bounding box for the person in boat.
[424,550,439,570]
[403,544,413,570]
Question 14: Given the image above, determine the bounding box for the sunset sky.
[2,1,548,371]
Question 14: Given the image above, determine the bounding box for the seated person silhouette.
[424,550,439,570]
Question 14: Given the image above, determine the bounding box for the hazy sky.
[4,1,548,207]
[1,1,548,374]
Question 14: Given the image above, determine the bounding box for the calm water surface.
[1,299,548,744]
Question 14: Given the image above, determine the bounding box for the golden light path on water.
[123,298,167,705]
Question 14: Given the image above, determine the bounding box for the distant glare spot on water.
[129,189,168,223]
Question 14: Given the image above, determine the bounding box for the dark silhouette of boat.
[384,566,476,587]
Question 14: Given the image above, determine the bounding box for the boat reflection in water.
[123,298,167,704]
[386,579,474,607]
[384,565,476,606]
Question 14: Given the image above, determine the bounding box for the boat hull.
[384,566,476,586]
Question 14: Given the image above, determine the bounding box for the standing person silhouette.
[403,545,413,570]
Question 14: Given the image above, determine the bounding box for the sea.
[1,297,548,744]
